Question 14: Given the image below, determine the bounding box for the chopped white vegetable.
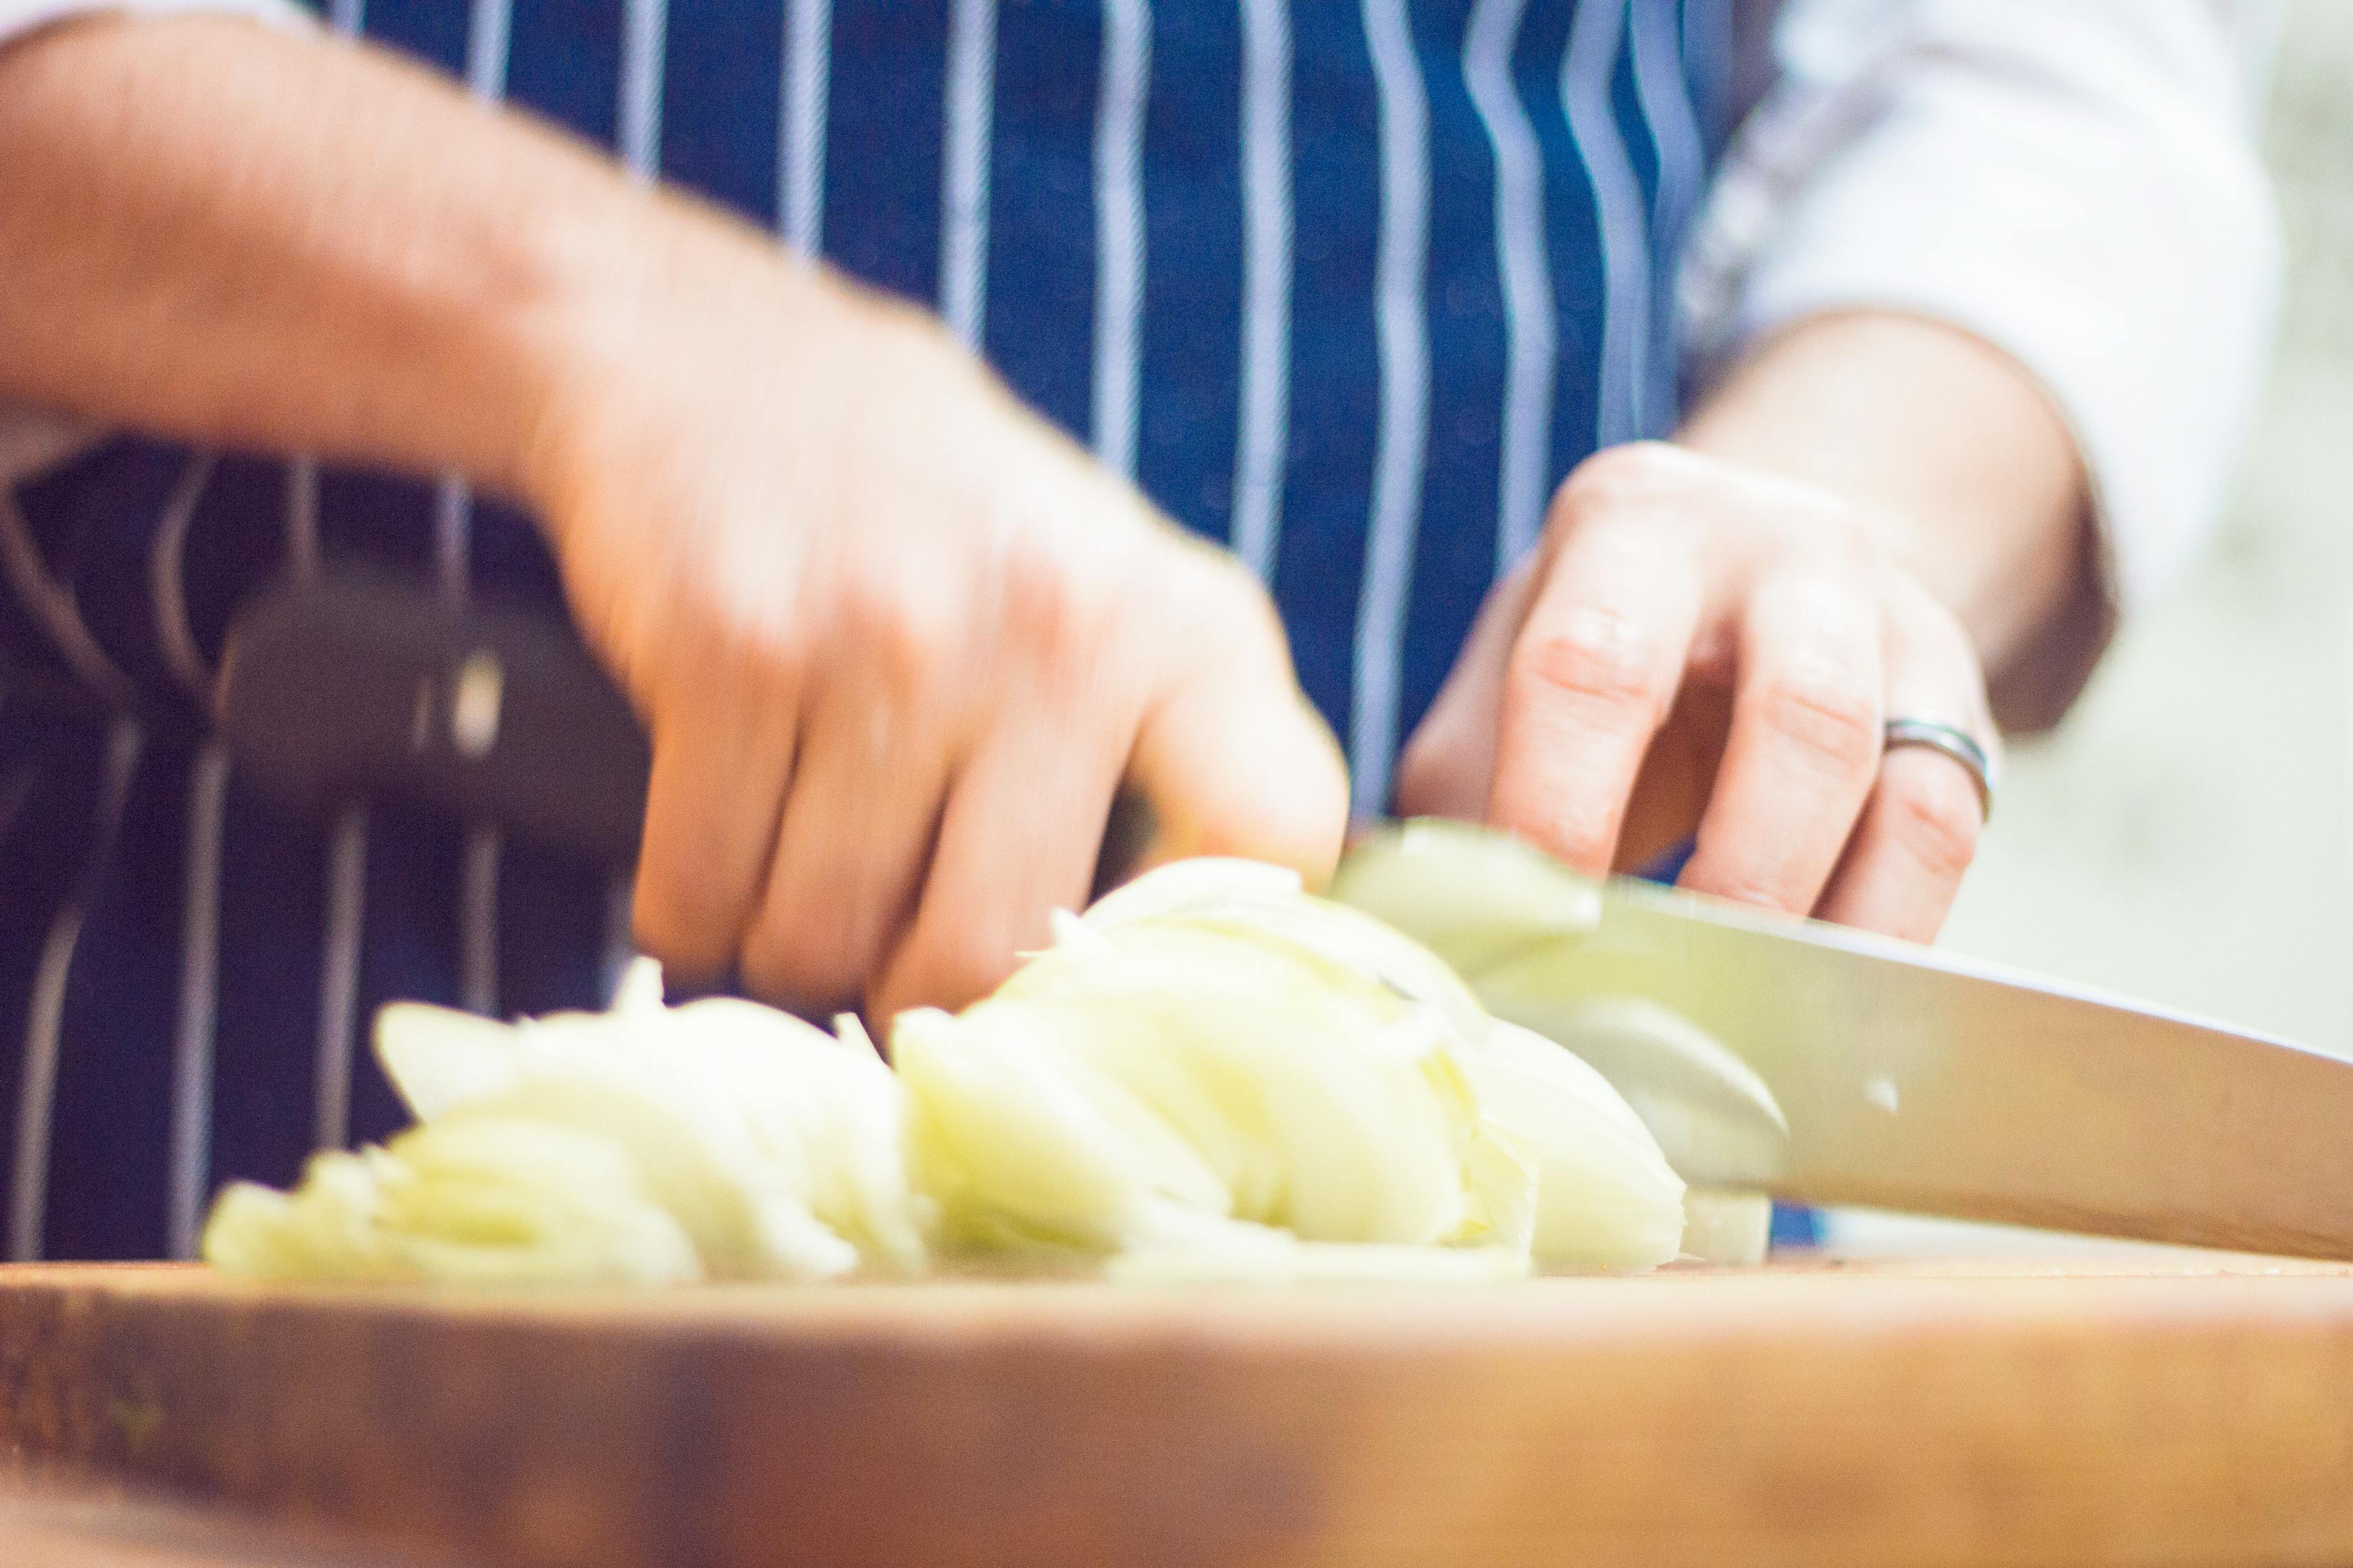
[1448,1022,1687,1269]
[210,962,927,1284]
[1678,1187,1775,1266]
[1328,819,1604,974]
[1469,981,1789,1182]
[202,1116,702,1286]
[206,857,1701,1288]
[1328,822,1792,1208]
[901,884,1685,1274]
[897,916,1487,1256]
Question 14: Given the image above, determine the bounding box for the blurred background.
[1832,0,2350,1252]
[1937,0,2350,1059]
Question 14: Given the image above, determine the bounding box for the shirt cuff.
[1686,0,2283,730]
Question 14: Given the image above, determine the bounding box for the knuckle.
[1551,440,1687,530]
[994,525,1095,661]
[1512,607,1666,721]
[1883,764,1982,882]
[836,577,953,695]
[1752,665,1880,774]
[1777,507,1880,574]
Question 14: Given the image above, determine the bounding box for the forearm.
[1673,309,2089,695]
[0,11,799,504]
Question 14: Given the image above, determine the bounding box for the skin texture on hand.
[531,275,1347,1020]
[0,13,1347,1019]
[1397,312,2089,944]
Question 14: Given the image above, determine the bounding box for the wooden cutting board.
[3,1258,2352,1568]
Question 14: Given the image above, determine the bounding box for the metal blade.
[1549,877,2353,1259]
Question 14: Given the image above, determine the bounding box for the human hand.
[1395,441,1998,942]
[525,237,1345,1020]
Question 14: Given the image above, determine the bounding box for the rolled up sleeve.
[1685,0,2285,728]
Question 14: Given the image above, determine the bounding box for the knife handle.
[217,574,1155,895]
[219,574,651,863]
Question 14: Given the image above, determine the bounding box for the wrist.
[1671,311,2087,671]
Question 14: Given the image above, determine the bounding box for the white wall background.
[1936,0,2353,1061]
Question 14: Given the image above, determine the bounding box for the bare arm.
[0,13,657,493]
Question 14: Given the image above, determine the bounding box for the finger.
[1813,597,1995,941]
[1611,682,1732,874]
[1393,560,1540,820]
[1676,569,1885,915]
[1122,634,1350,886]
[867,709,1131,1022]
[737,675,955,1013]
[1485,520,1706,877]
[631,645,799,983]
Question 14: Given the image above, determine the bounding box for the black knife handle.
[219,574,651,863]
[217,574,1155,893]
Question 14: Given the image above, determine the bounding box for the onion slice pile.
[204,847,1724,1286]
[1332,820,1791,1264]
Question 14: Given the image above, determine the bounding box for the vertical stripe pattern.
[1628,0,1703,426]
[166,742,228,1260]
[620,0,669,182]
[1561,0,1647,447]
[941,0,998,348]
[9,721,140,1261]
[157,443,223,1256]
[284,456,321,580]
[299,0,369,1163]
[604,870,638,1005]
[313,809,367,1153]
[458,0,514,1020]
[1091,0,1152,478]
[1349,0,1435,814]
[466,0,513,105]
[0,488,137,712]
[149,452,221,702]
[1465,0,1557,573]
[782,0,834,256]
[1230,0,1293,582]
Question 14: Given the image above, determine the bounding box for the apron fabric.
[0,0,1724,1261]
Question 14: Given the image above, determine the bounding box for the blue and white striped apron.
[0,0,1728,1261]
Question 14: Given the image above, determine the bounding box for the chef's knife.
[216,575,2353,1261]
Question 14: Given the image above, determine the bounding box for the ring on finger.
[1882,716,1998,822]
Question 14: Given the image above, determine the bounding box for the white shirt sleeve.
[1684,0,2285,725]
[0,1,312,489]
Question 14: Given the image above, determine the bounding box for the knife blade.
[217,576,2353,1261]
[1335,822,2353,1261]
[1593,882,2353,1259]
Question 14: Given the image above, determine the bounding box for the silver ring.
[1883,717,1998,822]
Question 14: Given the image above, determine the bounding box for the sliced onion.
[1329,818,1604,974]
